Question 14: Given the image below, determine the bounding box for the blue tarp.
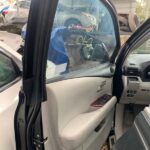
[21,26,69,65]
[47,27,69,65]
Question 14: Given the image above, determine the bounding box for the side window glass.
[0,52,17,88]
[46,0,117,79]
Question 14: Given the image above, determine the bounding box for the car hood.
[0,31,22,51]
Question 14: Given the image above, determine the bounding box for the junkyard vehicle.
[54,3,97,29]
[0,0,150,150]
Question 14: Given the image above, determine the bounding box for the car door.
[112,18,150,150]
[14,0,121,150]
[113,18,150,101]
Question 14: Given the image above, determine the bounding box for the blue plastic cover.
[0,6,9,14]
[47,27,69,65]
[21,25,69,65]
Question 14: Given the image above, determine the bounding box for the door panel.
[83,108,114,150]
[42,77,117,150]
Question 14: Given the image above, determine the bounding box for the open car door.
[113,18,150,150]
[14,0,121,150]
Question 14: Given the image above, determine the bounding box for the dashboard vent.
[126,67,139,76]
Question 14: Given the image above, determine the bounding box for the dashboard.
[120,54,150,104]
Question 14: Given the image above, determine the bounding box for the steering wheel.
[65,28,110,62]
[82,40,109,63]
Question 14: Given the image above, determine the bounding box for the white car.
[0,40,60,96]
[54,3,97,29]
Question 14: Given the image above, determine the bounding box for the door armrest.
[60,96,117,150]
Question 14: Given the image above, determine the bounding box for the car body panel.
[0,80,21,150]
[0,31,22,52]
[0,41,22,150]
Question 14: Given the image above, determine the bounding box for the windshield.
[132,38,150,54]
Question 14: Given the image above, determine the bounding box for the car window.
[45,0,117,79]
[132,38,150,54]
[0,52,17,88]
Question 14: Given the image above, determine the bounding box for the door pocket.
[95,118,106,132]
